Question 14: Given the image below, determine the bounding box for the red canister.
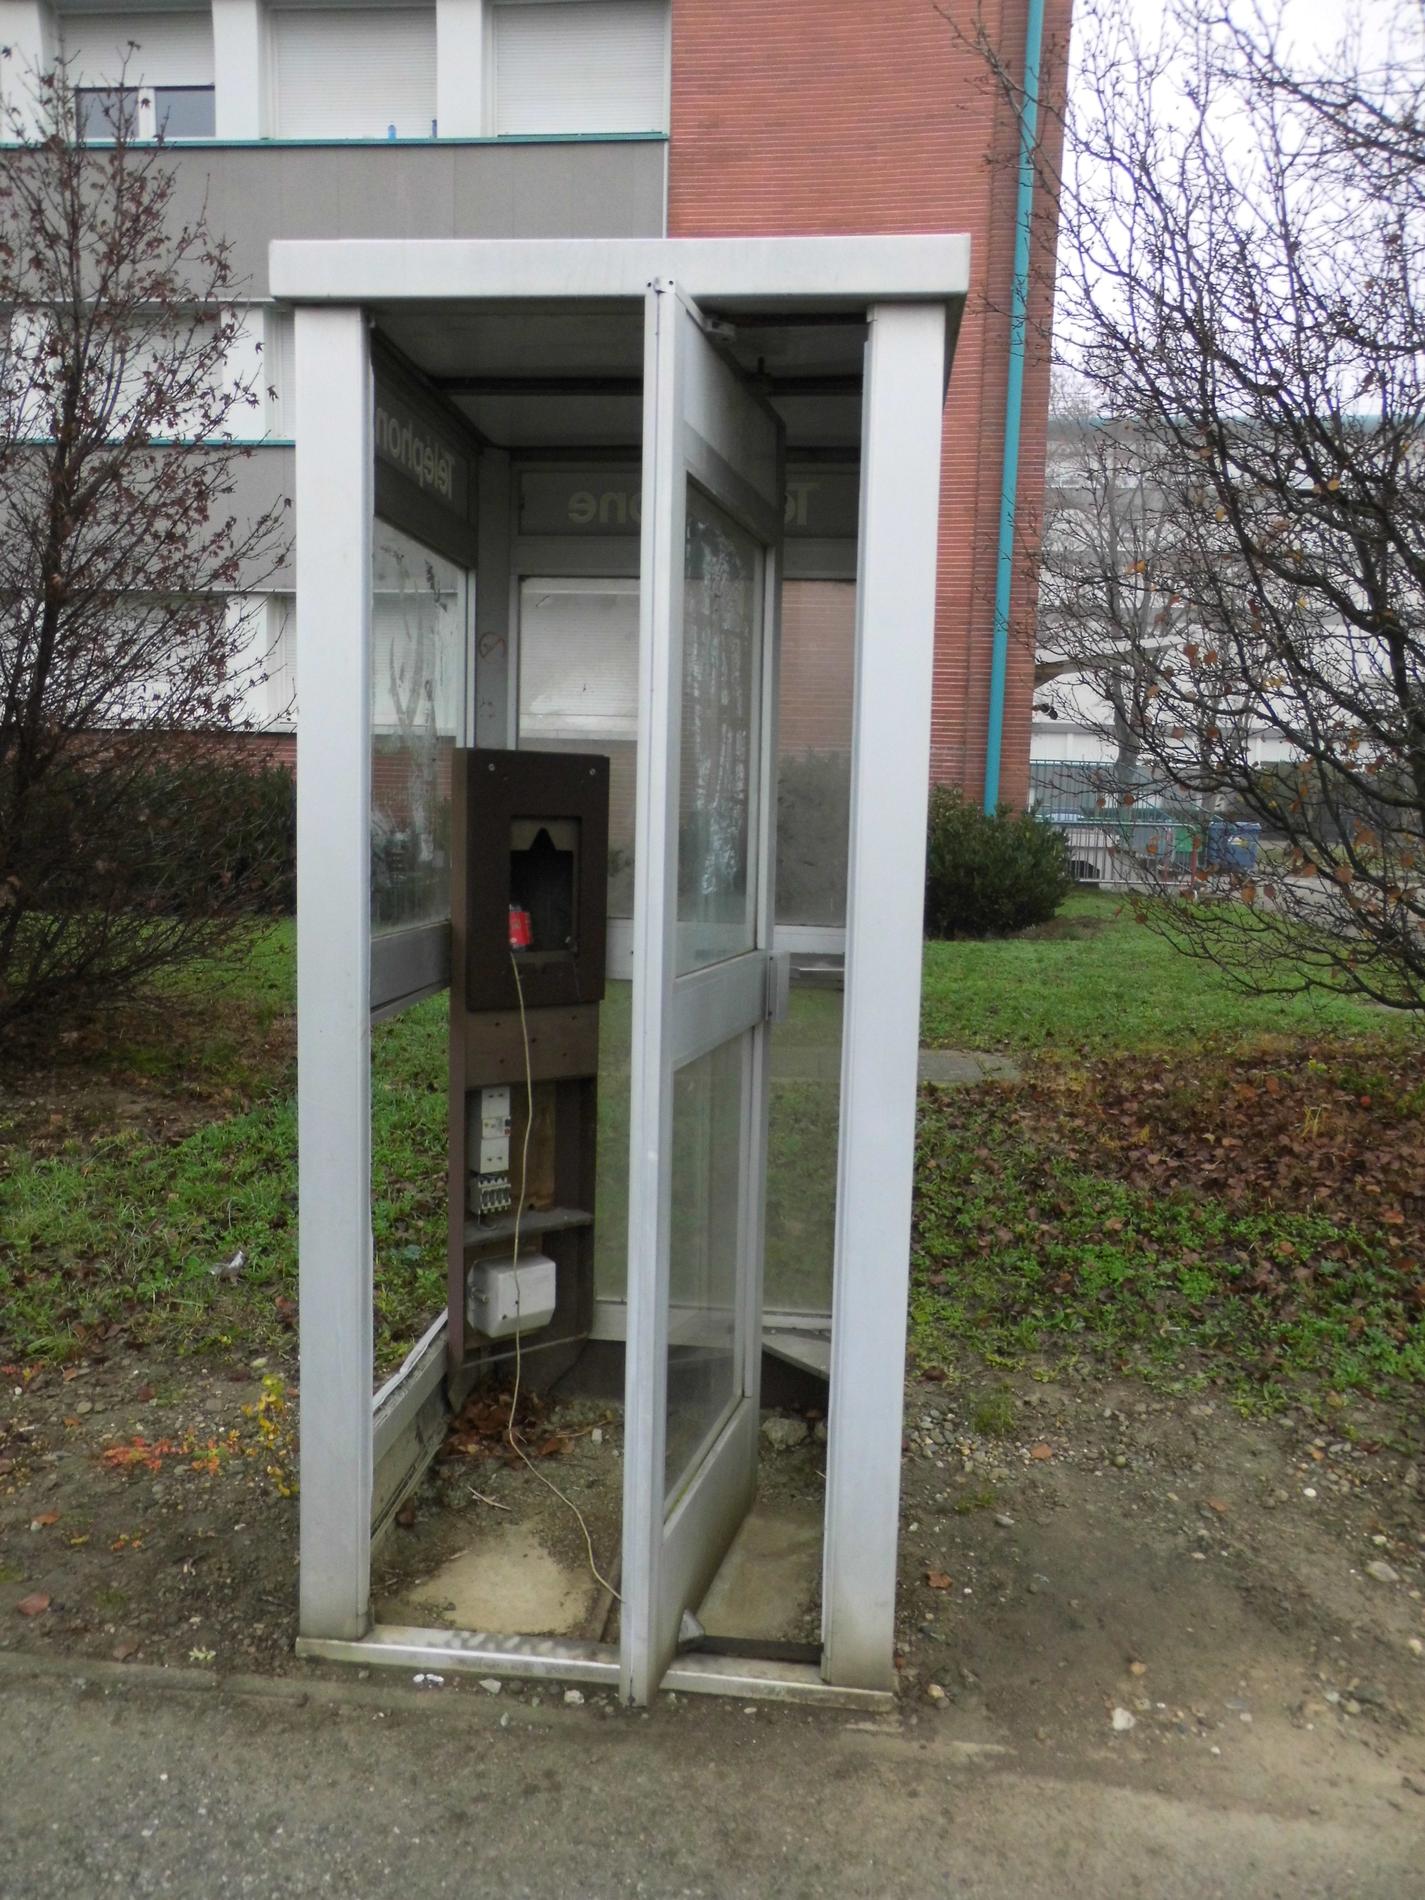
[508,905,533,950]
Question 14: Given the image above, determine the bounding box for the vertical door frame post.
[295,305,376,1641]
[822,302,947,1691]
[621,279,682,1706]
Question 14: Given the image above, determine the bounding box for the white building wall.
[5,0,672,141]
[211,0,264,134]
[0,0,59,130]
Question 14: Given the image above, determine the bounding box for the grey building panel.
[163,141,666,293]
[0,440,295,593]
[226,445,295,589]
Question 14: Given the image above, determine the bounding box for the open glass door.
[622,282,785,1703]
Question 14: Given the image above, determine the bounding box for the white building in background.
[1030,417,1300,784]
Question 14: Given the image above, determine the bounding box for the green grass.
[5,897,1422,1412]
[0,926,449,1372]
[920,893,1402,1055]
[968,1387,1017,1436]
[910,1096,1425,1410]
[912,893,1425,1408]
[0,933,848,1368]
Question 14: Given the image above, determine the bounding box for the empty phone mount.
[447,748,610,1393]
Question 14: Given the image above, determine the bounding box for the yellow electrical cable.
[504,948,621,1603]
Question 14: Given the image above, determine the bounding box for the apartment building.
[0,0,1061,826]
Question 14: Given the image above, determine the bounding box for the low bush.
[777,749,851,926]
[924,788,1071,939]
[0,747,294,1030]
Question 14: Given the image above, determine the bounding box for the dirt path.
[1,1654,1418,1899]
[892,1368,1425,1809]
[2,1352,1422,1850]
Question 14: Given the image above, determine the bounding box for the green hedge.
[925,788,1071,939]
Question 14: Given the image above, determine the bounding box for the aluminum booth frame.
[276,235,968,1707]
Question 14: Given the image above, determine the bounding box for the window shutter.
[272,8,437,140]
[494,1,667,136]
[64,10,215,88]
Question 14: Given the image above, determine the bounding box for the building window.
[270,6,437,141]
[259,595,297,731]
[77,82,214,140]
[492,0,668,137]
[75,86,139,139]
[62,9,215,139]
[154,85,216,137]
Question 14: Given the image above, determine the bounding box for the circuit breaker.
[470,1085,512,1215]
[447,748,610,1392]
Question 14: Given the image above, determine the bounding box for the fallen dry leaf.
[1030,1443,1053,1461]
[15,1592,51,1617]
[1205,1497,1230,1514]
[29,1511,59,1529]
[1129,1660,1148,1677]
[925,1569,954,1591]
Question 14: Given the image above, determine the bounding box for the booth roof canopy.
[271,235,969,452]
[374,296,871,450]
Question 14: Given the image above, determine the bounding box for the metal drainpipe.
[982,0,1047,812]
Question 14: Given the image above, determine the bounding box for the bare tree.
[970,0,1425,1010]
[0,61,287,1033]
[1034,394,1193,794]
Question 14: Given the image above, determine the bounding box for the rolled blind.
[64,10,214,88]
[272,7,437,140]
[493,0,667,136]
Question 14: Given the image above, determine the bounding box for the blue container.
[1205,820,1261,871]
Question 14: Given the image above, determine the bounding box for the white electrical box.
[475,1084,511,1176]
[466,1251,556,1340]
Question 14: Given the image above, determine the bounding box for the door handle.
[765,951,792,1024]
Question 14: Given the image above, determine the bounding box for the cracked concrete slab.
[917,1048,1021,1086]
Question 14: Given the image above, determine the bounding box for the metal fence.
[1028,760,1201,887]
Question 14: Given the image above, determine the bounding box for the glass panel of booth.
[665,1030,746,1499]
[764,579,854,1315]
[512,563,854,1325]
[517,576,638,919]
[370,523,468,934]
[676,486,760,975]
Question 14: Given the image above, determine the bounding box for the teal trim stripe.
[42,132,668,151]
[9,436,294,449]
[984,0,1046,813]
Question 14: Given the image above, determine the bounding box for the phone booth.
[283,235,966,1706]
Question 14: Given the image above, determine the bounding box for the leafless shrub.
[0,60,288,1032]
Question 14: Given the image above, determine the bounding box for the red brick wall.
[778,581,854,759]
[668,0,1070,806]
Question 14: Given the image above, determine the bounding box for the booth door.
[621,283,785,1704]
